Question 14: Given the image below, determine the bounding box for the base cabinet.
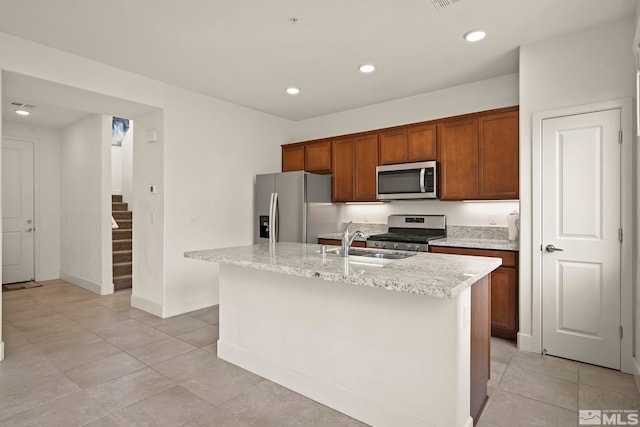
[430,246,519,340]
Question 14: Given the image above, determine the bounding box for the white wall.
[120,122,133,205]
[111,120,133,204]
[519,17,636,356]
[337,201,519,229]
[111,144,122,194]
[131,112,164,315]
[290,73,519,142]
[1,79,3,361]
[163,85,290,316]
[60,114,113,295]
[290,73,521,230]
[2,121,61,281]
[0,32,291,322]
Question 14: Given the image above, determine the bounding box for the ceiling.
[3,72,159,129]
[0,0,636,121]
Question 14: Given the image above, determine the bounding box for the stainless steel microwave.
[376,161,438,200]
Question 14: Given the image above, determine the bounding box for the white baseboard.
[632,357,640,376]
[517,332,534,352]
[0,340,4,361]
[131,294,163,317]
[163,293,219,318]
[35,271,60,282]
[60,273,102,295]
[219,340,456,427]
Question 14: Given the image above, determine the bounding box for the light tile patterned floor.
[1,279,639,426]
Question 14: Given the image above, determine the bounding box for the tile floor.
[0,279,638,427]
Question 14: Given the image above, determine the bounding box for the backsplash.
[447,225,509,241]
[345,222,387,236]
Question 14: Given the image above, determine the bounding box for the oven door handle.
[419,168,426,193]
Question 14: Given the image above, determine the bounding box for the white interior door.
[2,138,35,284]
[541,109,621,370]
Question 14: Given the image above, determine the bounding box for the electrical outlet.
[488,213,496,225]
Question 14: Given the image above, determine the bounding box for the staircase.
[112,195,132,290]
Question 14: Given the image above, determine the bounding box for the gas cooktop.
[366,214,446,252]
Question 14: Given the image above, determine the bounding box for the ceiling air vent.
[10,101,36,109]
[431,0,461,10]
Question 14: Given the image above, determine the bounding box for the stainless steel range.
[366,214,446,252]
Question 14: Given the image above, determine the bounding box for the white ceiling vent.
[431,0,461,10]
[10,101,36,109]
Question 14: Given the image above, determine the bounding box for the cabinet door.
[378,129,407,165]
[332,139,355,202]
[282,145,304,172]
[490,266,518,340]
[408,124,437,162]
[354,135,379,201]
[429,246,519,341]
[478,111,519,199]
[438,119,478,200]
[304,140,332,172]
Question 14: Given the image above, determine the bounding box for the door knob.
[545,244,563,252]
[24,227,33,232]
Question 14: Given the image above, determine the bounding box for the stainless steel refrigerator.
[255,171,338,244]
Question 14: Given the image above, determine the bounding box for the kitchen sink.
[332,248,416,260]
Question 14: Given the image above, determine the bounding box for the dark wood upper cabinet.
[331,138,355,202]
[304,140,332,173]
[354,135,378,201]
[283,106,519,202]
[379,124,437,165]
[378,129,408,165]
[478,111,519,199]
[407,124,437,162]
[331,135,378,202]
[438,118,479,200]
[281,144,304,172]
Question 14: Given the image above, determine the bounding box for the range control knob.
[374,242,379,247]
[393,243,399,249]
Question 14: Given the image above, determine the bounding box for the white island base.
[217,264,484,427]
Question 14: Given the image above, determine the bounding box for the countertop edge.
[428,238,519,252]
[185,247,501,299]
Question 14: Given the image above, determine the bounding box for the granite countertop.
[429,237,519,251]
[317,232,368,241]
[185,242,501,299]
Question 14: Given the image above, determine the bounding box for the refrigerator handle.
[268,192,275,244]
[273,192,279,242]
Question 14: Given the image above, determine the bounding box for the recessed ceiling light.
[15,109,30,116]
[359,64,376,73]
[464,30,486,42]
[286,87,300,95]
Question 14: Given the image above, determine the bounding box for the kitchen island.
[185,242,501,427]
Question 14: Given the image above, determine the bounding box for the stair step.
[113,239,132,251]
[112,194,123,203]
[113,219,132,230]
[113,229,132,240]
[113,275,132,290]
[113,262,132,276]
[112,202,128,211]
[113,250,132,264]
[112,211,132,220]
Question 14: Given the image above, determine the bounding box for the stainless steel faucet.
[340,221,366,257]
